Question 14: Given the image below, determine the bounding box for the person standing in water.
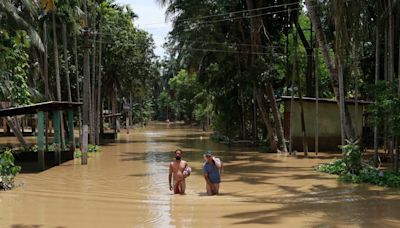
[169,149,190,194]
[203,150,223,195]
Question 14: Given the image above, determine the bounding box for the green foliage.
[101,2,158,126]
[341,168,400,188]
[74,144,101,158]
[317,142,400,188]
[0,29,31,105]
[88,144,101,153]
[340,140,362,175]
[367,81,400,137]
[317,140,362,175]
[157,90,174,119]
[0,149,21,190]
[168,69,201,121]
[316,159,347,174]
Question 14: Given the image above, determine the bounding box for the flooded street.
[1,123,400,228]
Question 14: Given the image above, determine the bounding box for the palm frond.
[0,1,44,52]
[20,0,39,16]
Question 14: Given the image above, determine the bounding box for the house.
[280,96,372,151]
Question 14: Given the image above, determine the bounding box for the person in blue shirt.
[203,150,223,195]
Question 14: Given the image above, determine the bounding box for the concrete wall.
[283,100,365,151]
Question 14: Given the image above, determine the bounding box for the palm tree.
[304,0,356,144]
[0,0,44,51]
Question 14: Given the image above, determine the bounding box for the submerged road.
[1,123,400,227]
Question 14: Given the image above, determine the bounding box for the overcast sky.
[114,0,171,58]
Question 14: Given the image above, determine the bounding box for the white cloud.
[115,0,171,58]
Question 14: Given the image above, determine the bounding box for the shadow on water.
[3,122,400,228]
[223,183,400,227]
[10,225,67,228]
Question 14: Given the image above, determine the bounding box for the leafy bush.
[74,144,101,158]
[88,144,100,153]
[340,140,362,175]
[0,149,21,190]
[316,159,346,174]
[317,158,400,188]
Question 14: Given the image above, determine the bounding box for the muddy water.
[1,123,400,228]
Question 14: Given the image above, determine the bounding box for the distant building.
[279,96,372,151]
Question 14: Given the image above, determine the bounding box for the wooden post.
[3,118,6,135]
[52,110,61,165]
[68,110,75,152]
[315,42,319,155]
[82,125,88,165]
[37,111,45,170]
[126,115,129,134]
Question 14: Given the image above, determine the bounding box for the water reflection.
[0,122,400,227]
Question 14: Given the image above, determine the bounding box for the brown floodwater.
[1,122,400,228]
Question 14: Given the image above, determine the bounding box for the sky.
[115,0,172,58]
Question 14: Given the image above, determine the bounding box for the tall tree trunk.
[388,0,394,83]
[265,83,288,153]
[315,42,319,155]
[73,30,82,137]
[384,20,388,81]
[90,3,97,145]
[246,0,285,151]
[43,20,50,100]
[293,13,309,155]
[383,19,389,154]
[96,16,103,145]
[111,85,117,135]
[81,0,90,164]
[62,23,72,102]
[62,22,73,150]
[337,56,346,146]
[52,12,61,101]
[52,11,65,149]
[252,89,257,141]
[397,28,400,171]
[255,88,277,152]
[305,0,355,142]
[294,19,314,97]
[388,0,395,164]
[374,26,380,167]
[289,26,297,155]
[297,70,309,156]
[240,86,246,140]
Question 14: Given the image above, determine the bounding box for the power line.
[95,5,302,38]
[192,7,302,25]
[88,37,377,62]
[89,38,286,50]
[88,38,292,56]
[139,2,302,27]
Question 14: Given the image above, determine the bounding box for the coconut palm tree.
[0,0,44,51]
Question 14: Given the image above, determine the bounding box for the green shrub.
[74,149,82,158]
[316,159,346,174]
[0,149,21,190]
[88,144,100,153]
[340,140,362,175]
[317,158,400,188]
[74,144,101,158]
